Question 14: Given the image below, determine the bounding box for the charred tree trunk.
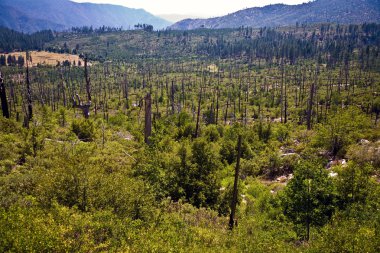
[306,82,315,130]
[171,80,175,114]
[307,67,318,130]
[144,93,152,144]
[84,57,92,102]
[125,79,129,109]
[280,61,284,123]
[59,68,67,107]
[225,99,229,125]
[26,64,33,124]
[216,86,220,125]
[284,72,288,124]
[229,134,242,230]
[73,56,92,118]
[0,72,10,118]
[194,87,202,138]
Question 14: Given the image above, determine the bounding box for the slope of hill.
[170,0,380,30]
[0,0,171,33]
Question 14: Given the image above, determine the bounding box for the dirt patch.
[2,51,82,67]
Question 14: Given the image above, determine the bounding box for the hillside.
[0,0,171,33]
[170,0,380,30]
[0,22,379,252]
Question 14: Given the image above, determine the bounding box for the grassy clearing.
[1,51,81,67]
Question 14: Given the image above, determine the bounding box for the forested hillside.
[0,0,170,33]
[0,23,379,252]
[0,27,54,52]
[171,0,380,30]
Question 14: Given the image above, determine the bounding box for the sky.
[72,0,309,19]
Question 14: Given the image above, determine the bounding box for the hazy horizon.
[72,0,309,20]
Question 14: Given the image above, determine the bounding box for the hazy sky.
[72,0,309,17]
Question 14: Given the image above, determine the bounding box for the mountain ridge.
[0,0,171,33]
[170,0,380,30]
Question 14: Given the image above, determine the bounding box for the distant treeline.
[0,27,55,53]
[194,23,380,68]
[0,54,25,67]
[70,24,154,34]
[70,26,123,34]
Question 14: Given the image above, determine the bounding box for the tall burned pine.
[229,134,242,230]
[194,87,203,138]
[59,68,67,107]
[72,56,92,118]
[171,80,176,114]
[306,65,318,130]
[24,63,33,127]
[144,93,152,144]
[0,72,10,118]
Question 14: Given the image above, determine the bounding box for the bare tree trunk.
[280,61,284,123]
[144,93,152,144]
[225,99,229,125]
[84,57,92,102]
[59,68,67,107]
[307,66,318,130]
[216,86,220,125]
[171,80,175,114]
[194,87,202,138]
[284,71,288,124]
[306,82,315,130]
[26,64,33,123]
[72,56,92,119]
[0,72,10,118]
[229,134,242,230]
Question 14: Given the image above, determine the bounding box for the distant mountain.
[170,0,380,30]
[158,14,206,23]
[0,0,171,33]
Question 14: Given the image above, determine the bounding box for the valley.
[0,1,379,252]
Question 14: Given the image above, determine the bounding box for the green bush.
[71,119,96,141]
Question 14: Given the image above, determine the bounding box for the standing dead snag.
[25,63,33,126]
[72,94,91,118]
[0,72,10,118]
[59,68,67,107]
[194,87,203,138]
[84,57,92,102]
[144,93,152,144]
[72,56,92,118]
[229,134,242,230]
[171,80,175,114]
[307,66,318,130]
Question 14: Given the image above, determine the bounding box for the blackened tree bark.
[26,64,33,123]
[73,56,92,118]
[144,93,152,144]
[229,134,242,230]
[171,80,175,114]
[59,68,67,107]
[84,57,92,102]
[0,72,10,118]
[194,87,202,138]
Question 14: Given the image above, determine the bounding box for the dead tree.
[0,72,10,118]
[194,87,203,138]
[279,61,284,123]
[72,94,91,118]
[25,64,33,126]
[84,57,92,102]
[171,80,175,114]
[216,86,220,125]
[124,77,129,109]
[72,56,92,118]
[306,66,318,130]
[59,68,67,107]
[229,134,242,230]
[144,93,152,144]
